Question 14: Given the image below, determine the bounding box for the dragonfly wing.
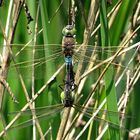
[74,104,133,119]
[74,45,138,66]
[8,105,64,130]
[73,104,133,133]
[8,104,63,116]
[5,44,63,80]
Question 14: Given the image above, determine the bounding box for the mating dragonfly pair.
[1,25,139,134]
[0,2,139,135]
[0,0,140,139]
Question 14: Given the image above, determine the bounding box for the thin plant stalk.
[0,64,64,137]
[0,0,14,109]
[32,5,40,140]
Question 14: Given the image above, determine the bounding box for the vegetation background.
[0,0,140,140]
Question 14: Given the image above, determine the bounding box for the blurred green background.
[0,0,140,140]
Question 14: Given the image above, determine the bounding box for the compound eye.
[62,26,76,36]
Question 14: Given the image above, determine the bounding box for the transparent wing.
[8,104,64,130]
[74,104,133,119]
[0,43,138,80]
[7,103,134,132]
[8,104,63,116]
[72,104,134,135]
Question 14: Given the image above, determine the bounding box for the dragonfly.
[3,39,138,82]
[1,25,139,139]
[60,24,76,107]
[5,92,135,140]
[0,32,138,140]
[0,1,139,140]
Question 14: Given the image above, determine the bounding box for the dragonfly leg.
[59,84,64,90]
[59,80,77,91]
[71,83,77,91]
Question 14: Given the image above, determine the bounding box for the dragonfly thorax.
[63,98,74,107]
[62,36,75,56]
[61,91,74,107]
[63,90,74,107]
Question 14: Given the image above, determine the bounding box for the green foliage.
[0,0,140,140]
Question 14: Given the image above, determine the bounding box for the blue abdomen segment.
[65,56,73,66]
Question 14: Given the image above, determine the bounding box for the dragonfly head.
[62,25,76,37]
